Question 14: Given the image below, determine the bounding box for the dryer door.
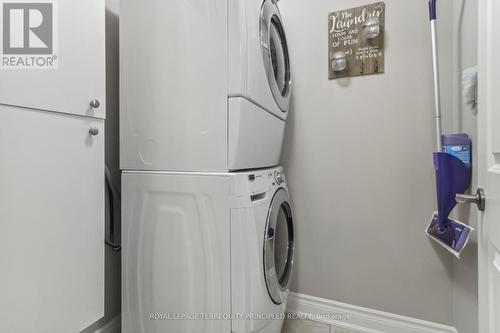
[260,0,291,113]
[264,188,295,305]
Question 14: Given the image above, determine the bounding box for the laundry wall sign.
[328,2,385,79]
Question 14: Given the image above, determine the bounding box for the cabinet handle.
[89,127,99,136]
[90,99,100,108]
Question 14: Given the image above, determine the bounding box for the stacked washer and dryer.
[120,1,294,332]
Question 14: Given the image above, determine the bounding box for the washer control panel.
[233,167,285,199]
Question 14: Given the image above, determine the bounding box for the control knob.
[275,171,285,185]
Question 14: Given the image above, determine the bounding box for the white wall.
[281,0,459,325]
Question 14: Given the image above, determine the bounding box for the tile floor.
[281,319,361,333]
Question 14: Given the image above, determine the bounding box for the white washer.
[122,167,295,333]
[120,0,292,172]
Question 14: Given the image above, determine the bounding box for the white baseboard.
[286,293,457,333]
[92,315,121,333]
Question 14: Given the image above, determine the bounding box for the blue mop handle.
[429,0,437,21]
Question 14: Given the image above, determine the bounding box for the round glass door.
[260,0,291,113]
[264,188,295,304]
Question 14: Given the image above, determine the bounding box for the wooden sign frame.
[328,2,385,80]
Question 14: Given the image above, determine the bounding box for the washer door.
[264,188,295,304]
[260,0,291,113]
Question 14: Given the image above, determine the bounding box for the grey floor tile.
[281,319,330,333]
[330,326,361,333]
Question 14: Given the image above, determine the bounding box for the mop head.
[426,212,473,258]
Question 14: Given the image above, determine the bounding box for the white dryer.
[229,0,291,117]
[122,167,295,333]
[120,0,292,172]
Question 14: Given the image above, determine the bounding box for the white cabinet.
[0,0,105,119]
[0,105,105,333]
[0,0,106,331]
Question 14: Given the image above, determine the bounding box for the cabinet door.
[0,105,105,333]
[0,0,105,119]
